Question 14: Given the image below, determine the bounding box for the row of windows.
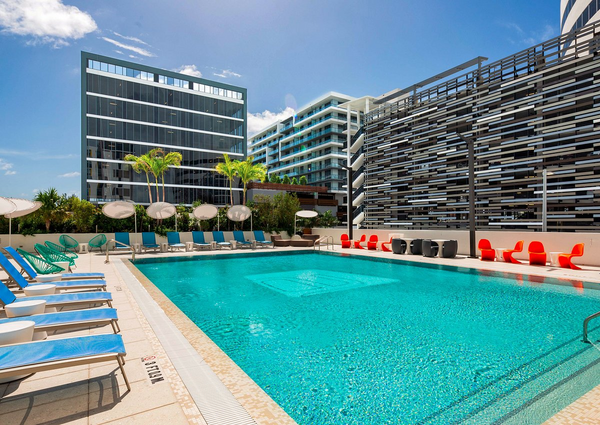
[87,182,236,206]
[88,161,228,187]
[87,59,243,100]
[565,0,600,33]
[86,118,245,153]
[87,96,243,136]
[86,140,236,167]
[87,74,244,119]
[562,0,578,28]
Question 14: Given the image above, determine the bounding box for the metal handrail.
[313,236,334,251]
[583,311,600,343]
[105,239,136,264]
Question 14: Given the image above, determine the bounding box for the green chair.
[59,235,79,253]
[89,234,108,252]
[46,241,79,259]
[15,248,64,275]
[35,243,76,269]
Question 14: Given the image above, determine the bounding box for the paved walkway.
[1,244,600,424]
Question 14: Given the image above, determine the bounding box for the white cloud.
[32,188,39,194]
[114,50,123,55]
[0,0,97,47]
[112,31,149,46]
[501,22,558,45]
[173,64,202,78]
[0,158,15,175]
[101,37,155,57]
[58,171,80,178]
[247,107,295,136]
[214,69,242,78]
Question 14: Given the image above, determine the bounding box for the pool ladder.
[583,311,600,343]
[314,236,334,251]
[105,239,136,264]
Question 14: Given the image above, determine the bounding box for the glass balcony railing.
[279,137,344,160]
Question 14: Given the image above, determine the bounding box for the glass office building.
[81,52,247,205]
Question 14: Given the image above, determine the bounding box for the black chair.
[391,238,407,254]
[410,239,423,255]
[441,240,458,258]
[422,240,439,257]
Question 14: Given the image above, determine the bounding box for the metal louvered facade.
[363,22,600,232]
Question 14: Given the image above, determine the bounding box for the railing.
[351,126,364,144]
[105,239,135,263]
[583,310,600,343]
[353,184,364,199]
[350,146,364,167]
[352,165,364,183]
[313,235,334,251]
[353,204,365,220]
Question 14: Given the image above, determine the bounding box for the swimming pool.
[135,252,600,424]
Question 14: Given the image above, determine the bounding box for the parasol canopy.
[294,210,319,235]
[102,201,135,219]
[146,202,176,219]
[192,204,218,220]
[227,205,252,222]
[3,198,41,247]
[0,197,17,216]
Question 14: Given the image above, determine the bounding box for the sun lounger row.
[0,248,130,392]
[111,230,274,253]
[478,239,585,269]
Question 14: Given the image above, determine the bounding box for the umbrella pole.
[251,213,253,232]
[8,217,11,248]
[135,210,137,234]
[175,213,177,232]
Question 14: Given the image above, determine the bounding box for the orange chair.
[528,241,547,266]
[503,241,524,264]
[381,237,394,252]
[341,234,351,249]
[354,235,366,249]
[367,235,378,250]
[478,239,496,261]
[558,243,584,270]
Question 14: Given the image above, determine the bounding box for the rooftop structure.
[362,21,600,232]
[81,52,247,206]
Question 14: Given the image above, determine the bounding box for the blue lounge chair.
[5,247,105,280]
[0,280,113,309]
[0,308,120,334]
[212,231,232,250]
[0,252,106,293]
[253,230,274,248]
[233,231,252,249]
[114,232,132,252]
[0,334,130,391]
[192,231,212,250]
[142,232,160,252]
[167,232,185,251]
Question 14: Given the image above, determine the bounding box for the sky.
[0,0,559,199]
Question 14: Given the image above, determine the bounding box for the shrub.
[299,175,308,185]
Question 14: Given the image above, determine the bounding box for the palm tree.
[215,153,238,206]
[235,156,267,205]
[124,152,154,203]
[155,151,183,202]
[34,188,66,232]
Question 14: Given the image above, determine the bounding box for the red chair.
[381,237,394,252]
[503,241,524,264]
[354,235,366,249]
[478,239,496,261]
[558,243,584,270]
[367,235,378,250]
[341,234,351,249]
[528,241,547,266]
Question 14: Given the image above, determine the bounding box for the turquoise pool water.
[135,252,600,424]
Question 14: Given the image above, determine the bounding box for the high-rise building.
[561,0,600,35]
[248,92,363,213]
[360,22,600,232]
[81,52,247,205]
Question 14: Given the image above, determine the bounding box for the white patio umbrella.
[4,199,42,247]
[295,210,318,235]
[147,202,177,230]
[227,205,252,230]
[192,204,219,230]
[102,201,137,233]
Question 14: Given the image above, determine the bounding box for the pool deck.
[1,244,600,424]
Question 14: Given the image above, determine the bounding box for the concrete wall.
[310,228,600,267]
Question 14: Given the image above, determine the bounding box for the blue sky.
[0,0,558,199]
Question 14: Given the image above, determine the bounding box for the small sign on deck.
[141,355,165,384]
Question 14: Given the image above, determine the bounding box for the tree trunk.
[145,173,153,203]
